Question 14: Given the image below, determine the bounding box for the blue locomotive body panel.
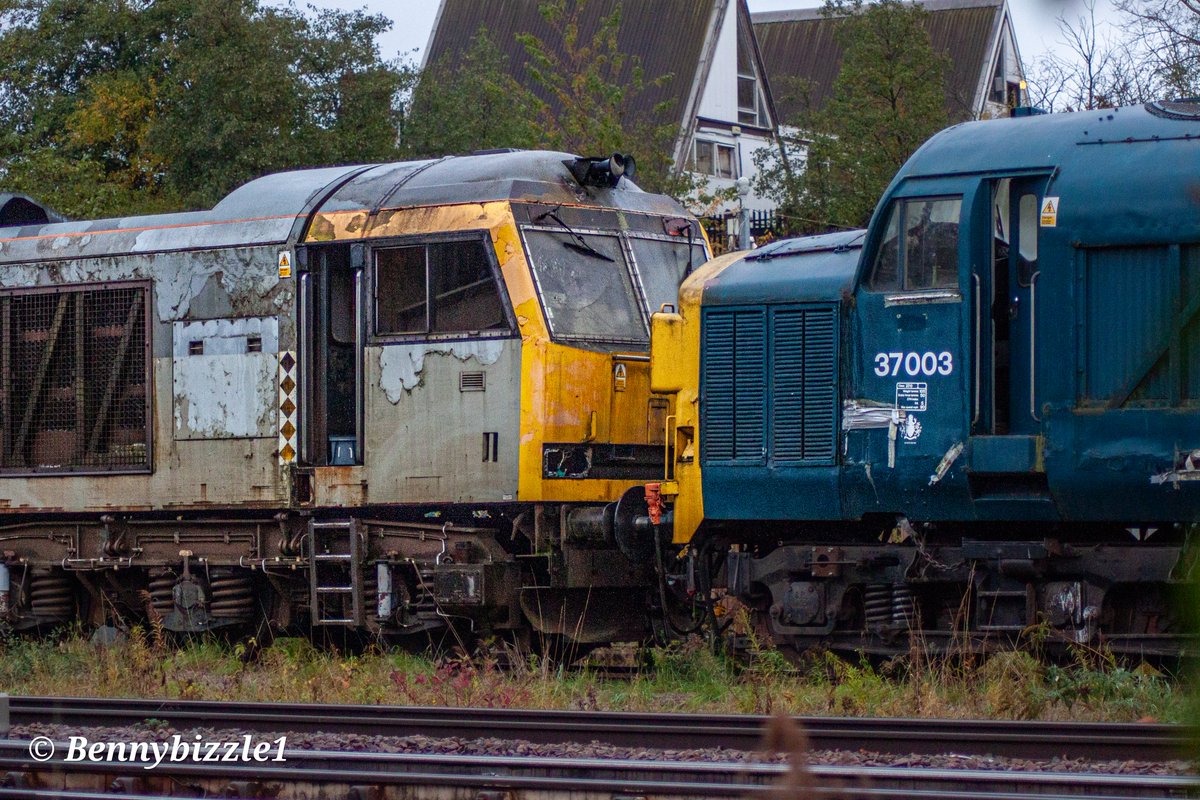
[699,103,1200,525]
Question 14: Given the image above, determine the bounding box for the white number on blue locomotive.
[873,351,953,377]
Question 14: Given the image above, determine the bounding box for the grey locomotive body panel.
[0,245,292,512]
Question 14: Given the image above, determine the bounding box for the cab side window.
[868,197,962,291]
[375,237,509,337]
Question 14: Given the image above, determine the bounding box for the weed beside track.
[0,628,1188,723]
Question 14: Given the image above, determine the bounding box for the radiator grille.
[0,284,151,473]
[771,306,837,463]
[702,303,837,466]
[702,308,765,461]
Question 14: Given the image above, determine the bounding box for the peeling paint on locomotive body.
[0,245,292,513]
[378,340,505,401]
[173,318,280,439]
[0,154,696,512]
[307,195,683,507]
[0,167,364,515]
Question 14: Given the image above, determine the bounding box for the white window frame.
[692,138,738,179]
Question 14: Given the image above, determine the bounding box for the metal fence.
[700,209,786,255]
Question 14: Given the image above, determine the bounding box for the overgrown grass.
[0,627,1185,722]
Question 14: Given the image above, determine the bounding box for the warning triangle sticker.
[278,250,293,278]
[1039,196,1059,227]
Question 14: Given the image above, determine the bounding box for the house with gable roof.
[753,0,1028,125]
[423,0,782,212]
[424,0,1028,222]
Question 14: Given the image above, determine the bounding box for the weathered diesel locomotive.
[651,101,1200,656]
[0,151,707,642]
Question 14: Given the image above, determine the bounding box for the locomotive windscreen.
[521,217,708,348]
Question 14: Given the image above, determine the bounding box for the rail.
[6,696,1191,763]
[0,741,1192,799]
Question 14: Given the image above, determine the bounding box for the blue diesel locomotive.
[650,101,1200,655]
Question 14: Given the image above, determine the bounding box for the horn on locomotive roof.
[0,193,66,227]
[565,153,637,188]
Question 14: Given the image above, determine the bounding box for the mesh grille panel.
[702,303,838,467]
[702,308,766,463]
[1,284,150,473]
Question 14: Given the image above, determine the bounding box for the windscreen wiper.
[534,207,614,262]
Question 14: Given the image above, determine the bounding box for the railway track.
[0,742,1194,799]
[6,695,1193,762]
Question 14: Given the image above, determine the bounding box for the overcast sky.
[301,0,1121,69]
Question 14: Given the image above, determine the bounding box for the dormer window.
[737,19,767,127]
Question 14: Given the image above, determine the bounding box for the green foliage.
[0,0,699,217]
[0,0,407,216]
[516,0,680,196]
[402,28,541,158]
[754,0,950,233]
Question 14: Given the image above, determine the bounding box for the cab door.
[297,243,365,468]
[848,179,972,519]
[965,175,1057,513]
[972,176,1048,437]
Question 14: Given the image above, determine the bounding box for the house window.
[737,27,765,127]
[693,139,737,179]
[375,237,509,337]
[738,76,762,127]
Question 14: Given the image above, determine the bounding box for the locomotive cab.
[846,172,1056,520]
[653,102,1200,655]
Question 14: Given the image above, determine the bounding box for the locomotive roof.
[897,101,1200,178]
[0,150,678,265]
[887,101,1200,246]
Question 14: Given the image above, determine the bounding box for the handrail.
[664,414,676,480]
[972,273,982,428]
[1029,270,1041,422]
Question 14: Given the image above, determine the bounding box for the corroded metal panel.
[172,318,280,439]
[363,340,521,504]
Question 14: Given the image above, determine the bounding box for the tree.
[1026,0,1200,113]
[402,29,541,158]
[1116,0,1200,98]
[516,0,681,195]
[754,0,949,233]
[1026,0,1158,112]
[0,0,407,217]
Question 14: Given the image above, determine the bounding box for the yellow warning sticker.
[278,250,293,278]
[614,362,628,391]
[1039,197,1059,228]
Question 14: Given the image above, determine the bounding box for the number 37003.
[874,351,953,377]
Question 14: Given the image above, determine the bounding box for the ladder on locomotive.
[308,519,364,626]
